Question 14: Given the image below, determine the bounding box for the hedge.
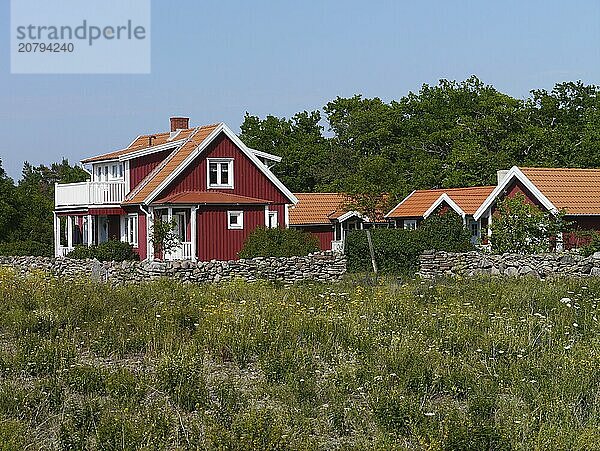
[67,240,139,262]
[346,212,473,274]
[239,227,320,258]
[0,240,53,257]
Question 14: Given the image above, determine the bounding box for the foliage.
[346,212,473,274]
[0,271,600,448]
[242,78,600,220]
[150,218,180,257]
[0,159,88,252]
[579,231,600,257]
[0,240,52,257]
[67,240,139,262]
[239,226,320,258]
[490,194,569,254]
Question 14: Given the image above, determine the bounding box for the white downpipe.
[140,204,153,261]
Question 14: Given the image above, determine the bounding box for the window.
[267,210,278,228]
[403,219,417,230]
[126,214,138,247]
[207,158,233,188]
[227,211,243,230]
[96,166,102,181]
[470,221,479,238]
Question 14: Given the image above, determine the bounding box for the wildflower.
[424,412,435,417]
[573,322,578,327]
[564,345,572,350]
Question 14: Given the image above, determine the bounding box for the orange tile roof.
[387,186,495,218]
[520,167,600,215]
[154,191,271,205]
[123,124,220,204]
[81,129,197,163]
[289,193,350,225]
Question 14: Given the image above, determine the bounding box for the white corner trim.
[473,166,557,220]
[423,193,466,219]
[249,148,282,163]
[384,190,416,218]
[118,139,184,162]
[143,123,298,205]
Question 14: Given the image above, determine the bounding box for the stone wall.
[419,250,600,279]
[0,252,346,284]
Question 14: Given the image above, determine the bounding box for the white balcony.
[55,181,126,208]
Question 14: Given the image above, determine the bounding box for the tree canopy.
[241,77,600,214]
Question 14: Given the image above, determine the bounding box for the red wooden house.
[54,118,298,261]
[386,166,600,248]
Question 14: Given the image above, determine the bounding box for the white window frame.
[267,210,278,228]
[403,219,417,230]
[126,214,138,247]
[227,210,244,230]
[207,158,234,189]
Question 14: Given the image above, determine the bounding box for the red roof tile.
[520,167,600,215]
[387,186,495,218]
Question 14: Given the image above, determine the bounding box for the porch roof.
[153,191,272,205]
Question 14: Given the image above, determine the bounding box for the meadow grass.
[0,268,599,449]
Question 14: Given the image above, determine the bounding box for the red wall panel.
[137,213,147,260]
[294,225,334,250]
[197,205,265,261]
[129,149,173,190]
[160,134,290,205]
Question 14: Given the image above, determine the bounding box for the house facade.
[385,186,494,244]
[289,193,387,251]
[385,166,600,248]
[54,118,297,261]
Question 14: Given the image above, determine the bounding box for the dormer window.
[207,158,234,189]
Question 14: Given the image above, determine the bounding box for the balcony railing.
[55,181,126,208]
[164,242,194,261]
[331,240,344,253]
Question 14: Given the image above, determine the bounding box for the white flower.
[424,412,435,417]
[560,297,572,304]
[573,322,578,327]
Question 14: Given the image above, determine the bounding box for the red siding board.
[137,213,147,260]
[129,149,173,190]
[296,225,334,250]
[158,134,290,204]
[197,205,265,261]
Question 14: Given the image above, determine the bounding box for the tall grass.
[0,268,599,449]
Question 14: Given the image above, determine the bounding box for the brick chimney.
[170,117,189,132]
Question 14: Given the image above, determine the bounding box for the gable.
[153,134,291,205]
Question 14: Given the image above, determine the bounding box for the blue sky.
[1,0,599,179]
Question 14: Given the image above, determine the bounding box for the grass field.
[0,269,599,450]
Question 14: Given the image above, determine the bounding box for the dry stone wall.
[0,252,346,284]
[419,250,600,279]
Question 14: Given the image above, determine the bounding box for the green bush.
[346,212,473,274]
[579,231,600,257]
[0,240,52,257]
[67,240,139,262]
[239,227,320,258]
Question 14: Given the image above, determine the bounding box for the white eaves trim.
[384,190,416,218]
[143,123,299,205]
[117,139,185,162]
[336,210,367,222]
[473,166,557,220]
[249,148,282,163]
[423,193,466,219]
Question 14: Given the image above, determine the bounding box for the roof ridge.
[124,126,203,203]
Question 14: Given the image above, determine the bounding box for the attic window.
[207,158,233,189]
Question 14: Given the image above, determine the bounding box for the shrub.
[346,211,473,274]
[239,227,320,258]
[67,240,139,262]
[579,231,600,257]
[0,240,52,257]
[490,193,569,254]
